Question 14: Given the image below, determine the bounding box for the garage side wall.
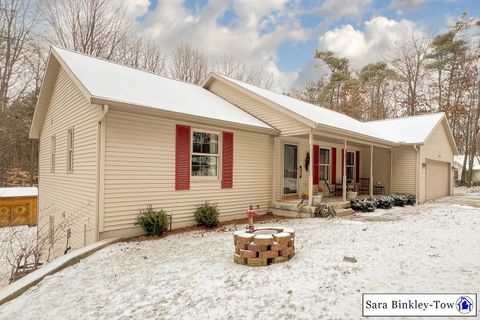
[38,67,100,257]
[419,121,455,202]
[100,110,273,239]
[392,146,417,195]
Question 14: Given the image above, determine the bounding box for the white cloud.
[318,0,372,21]
[318,16,421,69]
[389,0,429,10]
[291,16,423,87]
[134,0,307,90]
[113,0,151,19]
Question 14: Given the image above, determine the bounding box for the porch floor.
[269,195,372,218]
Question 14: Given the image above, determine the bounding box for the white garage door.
[426,159,450,201]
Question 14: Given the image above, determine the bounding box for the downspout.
[95,105,109,241]
[413,145,420,204]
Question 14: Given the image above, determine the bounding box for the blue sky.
[128,0,479,89]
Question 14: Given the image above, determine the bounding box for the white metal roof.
[213,74,446,144]
[0,187,38,198]
[52,47,273,130]
[364,113,445,144]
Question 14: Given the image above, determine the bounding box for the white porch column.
[308,131,314,206]
[369,145,374,197]
[342,139,347,202]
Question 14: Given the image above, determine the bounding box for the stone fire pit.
[233,226,295,267]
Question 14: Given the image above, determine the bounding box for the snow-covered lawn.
[0,226,37,288]
[1,195,479,319]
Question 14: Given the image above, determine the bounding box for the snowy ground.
[0,195,479,319]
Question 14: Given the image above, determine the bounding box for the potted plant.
[346,184,358,200]
[312,185,323,205]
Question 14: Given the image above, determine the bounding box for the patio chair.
[358,178,370,195]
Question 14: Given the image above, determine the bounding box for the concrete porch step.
[335,208,354,217]
[328,201,351,209]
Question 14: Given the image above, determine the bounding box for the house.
[29,47,458,255]
[453,155,480,184]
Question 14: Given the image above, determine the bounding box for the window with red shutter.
[313,145,319,184]
[175,125,190,190]
[222,132,233,188]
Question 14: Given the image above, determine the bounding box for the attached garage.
[425,159,450,200]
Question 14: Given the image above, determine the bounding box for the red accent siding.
[355,151,360,183]
[341,149,344,179]
[332,148,337,183]
[175,125,190,190]
[222,132,234,188]
[313,144,319,184]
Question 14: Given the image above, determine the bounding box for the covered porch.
[270,128,394,216]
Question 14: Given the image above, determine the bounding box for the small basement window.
[191,130,219,177]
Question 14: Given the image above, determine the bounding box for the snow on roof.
[0,187,38,198]
[364,113,445,144]
[215,74,391,141]
[454,155,480,170]
[52,47,273,130]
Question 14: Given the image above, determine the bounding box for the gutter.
[95,104,109,241]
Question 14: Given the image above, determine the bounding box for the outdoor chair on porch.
[358,178,370,195]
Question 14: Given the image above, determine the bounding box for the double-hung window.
[67,128,74,173]
[319,148,330,182]
[191,130,219,177]
[346,151,355,181]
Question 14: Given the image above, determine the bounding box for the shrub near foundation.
[136,204,169,236]
[194,202,220,227]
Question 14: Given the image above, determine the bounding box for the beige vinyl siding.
[419,121,454,202]
[38,67,100,257]
[101,110,273,237]
[392,146,417,195]
[362,147,391,194]
[207,79,310,135]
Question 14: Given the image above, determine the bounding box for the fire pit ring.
[233,226,295,267]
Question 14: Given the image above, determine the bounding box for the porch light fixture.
[422,162,427,169]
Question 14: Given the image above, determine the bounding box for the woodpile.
[233,226,295,267]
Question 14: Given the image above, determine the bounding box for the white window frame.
[67,127,74,173]
[346,150,355,181]
[50,135,56,173]
[191,129,220,179]
[318,147,331,183]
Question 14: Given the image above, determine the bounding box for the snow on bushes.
[350,194,416,213]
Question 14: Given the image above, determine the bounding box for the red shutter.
[355,151,360,183]
[313,145,319,184]
[341,149,345,179]
[331,148,337,183]
[175,125,190,190]
[222,131,234,189]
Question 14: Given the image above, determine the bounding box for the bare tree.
[0,0,38,111]
[388,33,431,116]
[168,41,208,84]
[41,0,130,59]
[117,36,166,75]
[210,54,273,89]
